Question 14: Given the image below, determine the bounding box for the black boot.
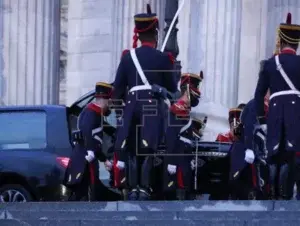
[269,185,276,200]
[128,188,139,201]
[139,188,151,200]
[122,188,128,201]
[176,189,186,200]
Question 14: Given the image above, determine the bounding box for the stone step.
[1,219,300,226]
[1,200,275,211]
[2,210,300,221]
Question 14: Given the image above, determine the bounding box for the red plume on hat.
[147,4,152,14]
[200,71,204,80]
[286,12,291,24]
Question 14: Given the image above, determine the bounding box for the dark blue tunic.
[113,45,177,153]
[65,103,107,186]
[254,51,300,154]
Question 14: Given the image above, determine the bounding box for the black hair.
[237,103,246,110]
[138,30,157,42]
[280,39,299,50]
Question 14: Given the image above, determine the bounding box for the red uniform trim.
[87,103,107,116]
[177,167,184,188]
[170,100,190,117]
[216,132,234,143]
[89,162,95,185]
[250,164,257,188]
[281,48,296,55]
[296,152,300,157]
[166,52,175,64]
[121,49,129,57]
[113,153,120,187]
[264,103,269,116]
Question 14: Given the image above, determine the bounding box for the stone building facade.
[1,0,300,140]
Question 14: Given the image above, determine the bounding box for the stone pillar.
[177,0,243,140]
[2,0,60,105]
[237,0,268,104]
[66,0,114,105]
[0,0,4,105]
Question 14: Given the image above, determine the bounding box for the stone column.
[178,0,243,140]
[237,0,268,104]
[66,0,114,105]
[0,0,4,105]
[2,0,60,105]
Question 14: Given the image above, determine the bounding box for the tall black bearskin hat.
[95,82,113,99]
[274,12,300,54]
[228,108,242,124]
[132,4,159,48]
[180,71,204,98]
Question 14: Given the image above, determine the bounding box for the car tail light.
[56,157,70,168]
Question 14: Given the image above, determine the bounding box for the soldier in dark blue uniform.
[65,82,113,201]
[227,105,260,200]
[254,12,300,199]
[112,5,177,200]
[163,72,203,200]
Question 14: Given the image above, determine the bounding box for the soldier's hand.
[151,84,168,99]
[104,160,113,171]
[85,150,95,162]
[116,161,125,170]
[167,164,177,175]
[190,159,196,170]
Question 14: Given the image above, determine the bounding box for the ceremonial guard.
[65,82,113,201]
[216,104,245,143]
[225,105,257,199]
[163,72,203,200]
[254,13,300,199]
[112,5,178,200]
[239,90,270,199]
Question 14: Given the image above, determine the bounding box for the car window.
[77,95,94,109]
[0,111,47,150]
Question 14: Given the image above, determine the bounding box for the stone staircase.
[1,201,300,225]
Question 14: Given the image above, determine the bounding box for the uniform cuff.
[257,116,266,125]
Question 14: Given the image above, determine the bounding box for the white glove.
[104,160,112,171]
[85,150,95,162]
[244,149,255,164]
[259,124,267,134]
[190,159,196,170]
[116,161,125,170]
[167,164,177,175]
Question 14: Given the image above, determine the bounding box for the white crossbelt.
[180,117,192,133]
[179,136,193,145]
[270,55,300,100]
[129,49,171,107]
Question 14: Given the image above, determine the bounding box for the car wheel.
[0,184,33,202]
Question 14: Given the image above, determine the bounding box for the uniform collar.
[87,103,107,116]
[141,42,156,48]
[281,48,296,55]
